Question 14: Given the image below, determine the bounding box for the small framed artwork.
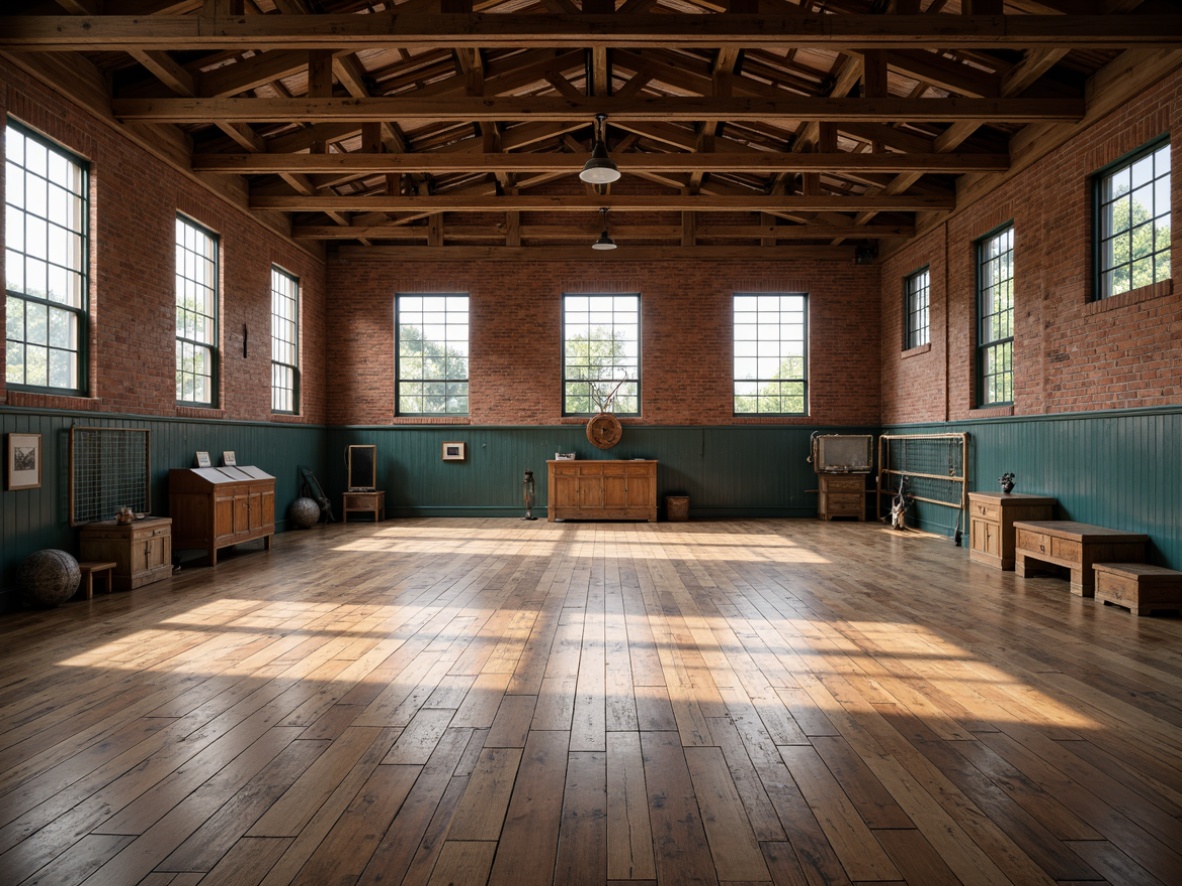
[194,451,212,468]
[442,442,466,461]
[221,450,237,467]
[7,433,42,491]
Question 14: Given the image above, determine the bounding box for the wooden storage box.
[818,473,867,521]
[1013,520,1147,597]
[170,466,275,566]
[968,492,1056,570]
[1094,563,1182,616]
[78,517,172,590]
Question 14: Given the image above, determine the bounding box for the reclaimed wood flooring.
[1,517,1181,885]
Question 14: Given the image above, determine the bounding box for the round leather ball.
[19,549,82,608]
[289,496,321,529]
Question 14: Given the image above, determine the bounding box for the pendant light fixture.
[592,207,617,251]
[579,113,621,185]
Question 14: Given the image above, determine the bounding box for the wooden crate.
[1094,563,1182,616]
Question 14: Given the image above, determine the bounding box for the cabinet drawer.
[1015,529,1049,554]
[826,493,864,513]
[1050,537,1081,563]
[972,501,1000,522]
[823,475,865,492]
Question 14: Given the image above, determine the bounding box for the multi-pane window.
[904,267,930,349]
[563,293,640,415]
[271,266,299,414]
[396,294,469,415]
[1096,138,1171,299]
[175,215,218,406]
[977,225,1014,406]
[733,293,808,415]
[5,120,88,393]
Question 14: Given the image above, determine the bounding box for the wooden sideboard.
[967,491,1057,570]
[547,459,657,522]
[169,466,275,566]
[818,473,867,521]
[79,516,172,590]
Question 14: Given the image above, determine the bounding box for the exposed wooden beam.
[293,221,915,239]
[4,14,1177,52]
[335,244,858,261]
[251,193,954,211]
[195,151,1007,174]
[113,95,1083,123]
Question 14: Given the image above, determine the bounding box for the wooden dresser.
[79,517,172,590]
[169,466,275,565]
[547,459,657,522]
[967,491,1057,570]
[818,473,867,521]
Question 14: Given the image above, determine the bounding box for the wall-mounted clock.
[586,412,623,449]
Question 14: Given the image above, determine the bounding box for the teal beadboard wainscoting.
[886,406,1182,569]
[326,425,880,520]
[1,408,327,610]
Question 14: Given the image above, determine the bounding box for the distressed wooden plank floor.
[2,517,1181,886]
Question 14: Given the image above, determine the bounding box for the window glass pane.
[732,293,808,415]
[978,226,1015,405]
[175,215,218,405]
[396,293,470,415]
[270,267,300,413]
[1097,139,1170,300]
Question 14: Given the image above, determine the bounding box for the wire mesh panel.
[877,433,968,519]
[69,427,151,526]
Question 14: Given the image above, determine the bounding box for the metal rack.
[876,433,969,522]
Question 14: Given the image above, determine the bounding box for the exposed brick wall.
[326,257,881,427]
[881,65,1181,423]
[0,60,327,425]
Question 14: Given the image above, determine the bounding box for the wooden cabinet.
[343,490,385,523]
[967,492,1056,570]
[169,466,275,566]
[79,517,172,590]
[547,460,657,522]
[818,473,867,521]
[1013,520,1147,597]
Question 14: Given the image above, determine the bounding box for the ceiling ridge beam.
[252,193,954,211]
[4,14,1180,52]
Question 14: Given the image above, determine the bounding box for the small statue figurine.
[999,472,1016,494]
[522,470,537,521]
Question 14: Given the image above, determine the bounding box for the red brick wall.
[0,60,327,425]
[881,65,1181,424]
[326,257,881,427]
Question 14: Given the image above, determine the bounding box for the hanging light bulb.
[579,113,621,185]
[592,207,617,251]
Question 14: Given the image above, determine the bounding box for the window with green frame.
[396,293,469,415]
[271,266,299,414]
[5,119,88,393]
[904,267,929,350]
[733,293,808,415]
[175,215,218,406]
[562,293,640,415]
[977,224,1014,406]
[1095,137,1171,299]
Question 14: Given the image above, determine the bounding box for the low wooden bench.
[77,561,117,600]
[1013,520,1148,597]
[1094,563,1182,616]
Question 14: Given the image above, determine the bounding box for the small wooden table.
[76,561,117,599]
[1013,520,1148,597]
[343,490,385,523]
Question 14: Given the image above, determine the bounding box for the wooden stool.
[1094,563,1182,616]
[77,561,117,600]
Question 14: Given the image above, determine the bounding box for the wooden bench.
[1094,563,1182,616]
[1013,520,1148,597]
[76,561,117,600]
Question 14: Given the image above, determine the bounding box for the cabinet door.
[623,465,653,508]
[971,517,999,557]
[603,469,628,509]
[577,466,604,510]
[553,468,581,511]
[257,484,275,530]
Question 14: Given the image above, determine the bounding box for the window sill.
[970,404,1015,418]
[391,416,471,425]
[176,405,225,420]
[902,343,932,358]
[5,390,101,411]
[1088,279,1173,314]
[269,412,305,423]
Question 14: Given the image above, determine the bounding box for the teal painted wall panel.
[1,408,326,609]
[327,425,879,519]
[887,406,1182,569]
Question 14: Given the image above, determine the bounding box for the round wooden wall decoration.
[586,413,623,449]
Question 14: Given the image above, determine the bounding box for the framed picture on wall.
[442,442,466,461]
[7,433,42,491]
